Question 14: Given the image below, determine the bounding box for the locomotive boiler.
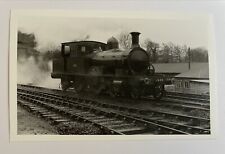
[51,32,165,100]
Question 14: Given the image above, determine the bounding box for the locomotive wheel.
[87,77,103,95]
[109,86,120,98]
[153,84,164,100]
[130,87,141,99]
[109,90,116,98]
[74,83,84,93]
[61,79,70,91]
[73,78,86,93]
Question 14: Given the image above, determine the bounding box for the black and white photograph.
[10,10,214,138]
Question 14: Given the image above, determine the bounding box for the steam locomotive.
[51,32,165,100]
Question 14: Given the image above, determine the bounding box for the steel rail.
[18,90,188,135]
[18,87,210,134]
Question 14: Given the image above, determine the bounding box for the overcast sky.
[18,15,210,52]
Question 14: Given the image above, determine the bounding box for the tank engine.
[51,32,165,100]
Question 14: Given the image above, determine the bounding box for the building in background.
[174,63,209,94]
[153,62,209,94]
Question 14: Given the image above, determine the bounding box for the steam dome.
[107,37,119,49]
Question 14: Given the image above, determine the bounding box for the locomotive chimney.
[130,32,140,48]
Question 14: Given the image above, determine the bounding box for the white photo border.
[10,9,217,141]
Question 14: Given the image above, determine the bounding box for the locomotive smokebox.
[130,32,140,48]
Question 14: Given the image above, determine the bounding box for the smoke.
[17,30,61,89]
[17,55,60,89]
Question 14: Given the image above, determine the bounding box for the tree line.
[18,31,208,63]
[118,32,208,63]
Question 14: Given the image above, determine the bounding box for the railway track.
[135,96,210,113]
[17,85,210,135]
[17,92,186,135]
[165,91,210,103]
[19,84,210,113]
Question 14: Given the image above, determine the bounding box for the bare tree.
[171,43,183,62]
[117,32,132,49]
[160,43,172,63]
[180,45,188,62]
[144,39,159,63]
[185,47,208,62]
[159,42,189,63]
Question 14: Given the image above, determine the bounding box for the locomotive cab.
[61,41,107,57]
[51,41,107,79]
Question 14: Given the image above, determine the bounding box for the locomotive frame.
[51,32,166,100]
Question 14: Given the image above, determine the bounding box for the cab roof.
[62,40,107,46]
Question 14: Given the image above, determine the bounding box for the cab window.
[81,46,86,52]
[62,45,70,56]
